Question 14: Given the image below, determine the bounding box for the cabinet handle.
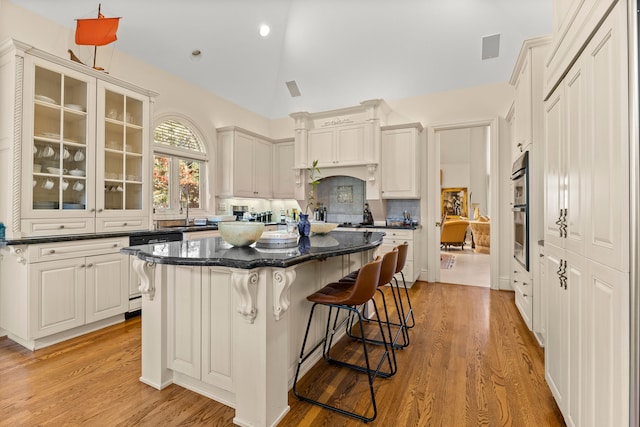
[113,243,118,247]
[49,249,55,254]
[523,293,528,297]
[86,263,94,268]
[97,209,103,213]
[90,208,96,213]
[79,264,85,268]
[123,222,128,226]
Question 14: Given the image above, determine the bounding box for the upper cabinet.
[308,123,370,168]
[290,99,389,169]
[380,123,422,199]
[217,127,273,199]
[509,36,551,158]
[272,140,295,199]
[545,0,618,97]
[0,39,156,239]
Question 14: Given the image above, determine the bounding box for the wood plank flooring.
[0,282,565,426]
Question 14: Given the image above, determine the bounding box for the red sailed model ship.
[70,3,120,71]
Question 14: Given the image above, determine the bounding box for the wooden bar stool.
[292,256,394,422]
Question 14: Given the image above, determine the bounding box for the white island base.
[133,249,374,427]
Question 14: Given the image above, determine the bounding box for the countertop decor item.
[310,221,338,234]
[297,213,311,237]
[218,221,264,247]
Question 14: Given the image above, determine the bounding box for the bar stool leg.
[293,301,394,422]
[395,271,416,328]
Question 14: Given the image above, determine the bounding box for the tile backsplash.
[316,176,420,224]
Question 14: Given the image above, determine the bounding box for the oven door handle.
[512,206,527,213]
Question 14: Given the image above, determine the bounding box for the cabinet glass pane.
[32,66,89,212]
[125,184,143,210]
[125,97,143,126]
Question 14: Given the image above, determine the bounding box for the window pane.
[180,159,200,209]
[154,120,204,152]
[153,155,171,209]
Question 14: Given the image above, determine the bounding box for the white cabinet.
[0,40,155,238]
[217,127,273,199]
[308,123,370,167]
[168,266,234,392]
[510,36,550,158]
[0,39,155,239]
[544,4,628,271]
[0,237,128,350]
[512,264,533,329]
[272,140,295,199]
[380,124,422,199]
[543,4,630,426]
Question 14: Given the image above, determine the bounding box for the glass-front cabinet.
[0,40,155,238]
[24,58,97,234]
[96,81,149,230]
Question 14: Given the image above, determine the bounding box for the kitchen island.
[123,231,384,427]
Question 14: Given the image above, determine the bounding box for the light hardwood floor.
[0,282,565,426]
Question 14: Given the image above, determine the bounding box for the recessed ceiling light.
[191,49,202,57]
[190,49,203,62]
[259,24,270,37]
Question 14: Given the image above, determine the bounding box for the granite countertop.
[336,223,421,230]
[122,230,385,269]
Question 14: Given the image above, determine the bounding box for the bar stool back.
[293,256,393,422]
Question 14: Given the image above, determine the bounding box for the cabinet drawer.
[382,229,413,240]
[381,238,413,261]
[183,230,220,241]
[514,281,533,329]
[96,217,149,232]
[22,218,95,236]
[28,237,128,263]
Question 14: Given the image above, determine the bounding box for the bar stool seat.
[293,256,394,422]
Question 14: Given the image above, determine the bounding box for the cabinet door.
[308,128,335,167]
[544,244,567,414]
[233,133,256,197]
[85,253,128,323]
[514,51,532,154]
[253,138,273,198]
[272,142,295,199]
[584,9,629,272]
[29,258,85,338]
[335,124,366,165]
[585,261,629,427]
[23,57,96,221]
[564,61,587,256]
[96,81,149,222]
[381,128,419,198]
[544,87,564,249]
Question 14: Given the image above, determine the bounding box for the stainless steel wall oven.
[511,151,529,271]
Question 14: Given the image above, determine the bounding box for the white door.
[85,253,128,323]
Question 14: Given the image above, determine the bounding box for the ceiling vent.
[285,80,301,97]
[481,34,500,60]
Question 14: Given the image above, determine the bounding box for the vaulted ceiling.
[11,0,552,119]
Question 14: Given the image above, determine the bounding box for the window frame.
[152,115,209,217]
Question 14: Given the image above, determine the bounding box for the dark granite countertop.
[121,230,384,269]
[336,223,421,230]
[0,228,186,246]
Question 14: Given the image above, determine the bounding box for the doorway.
[425,119,500,289]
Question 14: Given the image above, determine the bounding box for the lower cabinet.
[0,237,128,350]
[512,264,533,330]
[545,243,629,427]
[168,266,234,392]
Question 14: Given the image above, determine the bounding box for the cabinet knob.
[49,249,56,254]
[523,293,528,297]
[123,222,128,226]
[79,264,85,268]
[113,243,118,247]
[60,225,65,229]
[90,208,96,213]
[87,263,93,268]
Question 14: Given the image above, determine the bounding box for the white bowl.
[218,222,265,247]
[310,222,338,234]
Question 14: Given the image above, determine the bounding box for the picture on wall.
[441,187,468,218]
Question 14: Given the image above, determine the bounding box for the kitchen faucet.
[180,185,190,226]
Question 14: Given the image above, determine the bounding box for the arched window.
[152,118,208,214]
